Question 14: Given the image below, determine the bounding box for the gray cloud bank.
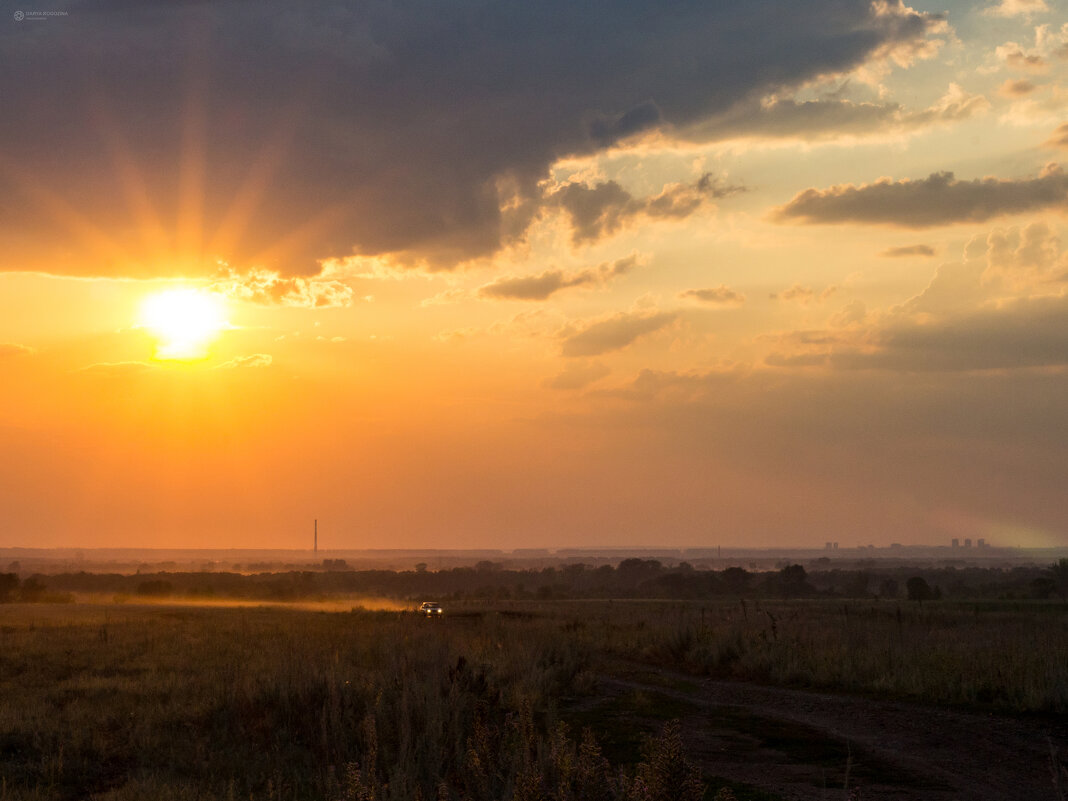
[561,311,678,357]
[548,175,744,244]
[0,0,942,277]
[881,244,935,257]
[479,256,636,301]
[773,164,1068,228]
[680,286,745,305]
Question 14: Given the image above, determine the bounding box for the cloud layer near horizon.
[0,0,942,278]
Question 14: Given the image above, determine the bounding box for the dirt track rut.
[594,668,1067,801]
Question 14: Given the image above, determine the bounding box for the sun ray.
[176,22,212,268]
[0,153,132,268]
[87,95,171,257]
[206,102,305,261]
[246,202,348,273]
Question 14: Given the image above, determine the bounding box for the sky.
[2,0,1067,550]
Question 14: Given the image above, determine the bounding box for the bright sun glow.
[139,288,228,360]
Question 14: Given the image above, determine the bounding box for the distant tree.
[414,562,428,573]
[878,578,899,599]
[0,573,18,603]
[721,567,751,595]
[18,576,45,602]
[562,563,586,580]
[618,558,662,573]
[136,579,174,597]
[845,571,871,598]
[1031,576,1055,600]
[616,559,663,590]
[1049,558,1068,600]
[773,564,812,598]
[906,576,933,602]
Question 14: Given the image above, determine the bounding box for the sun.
[139,288,229,360]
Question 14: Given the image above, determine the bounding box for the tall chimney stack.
[314,519,318,553]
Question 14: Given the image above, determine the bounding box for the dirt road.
[592,667,1067,801]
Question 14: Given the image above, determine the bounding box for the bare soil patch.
[582,663,1067,801]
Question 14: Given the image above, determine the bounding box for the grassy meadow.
[0,598,1065,800]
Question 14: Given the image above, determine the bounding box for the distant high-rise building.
[977,538,986,547]
[825,542,834,550]
[964,538,972,548]
[833,542,839,550]
[951,538,959,548]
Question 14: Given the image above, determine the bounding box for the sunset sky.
[2,0,1067,549]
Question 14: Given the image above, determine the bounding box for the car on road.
[418,602,443,618]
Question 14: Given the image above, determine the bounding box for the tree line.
[3,558,1066,603]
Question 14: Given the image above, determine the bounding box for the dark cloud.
[561,310,677,357]
[680,285,745,305]
[881,244,935,257]
[773,164,1068,228]
[479,255,637,301]
[480,270,591,301]
[0,0,942,276]
[548,174,743,244]
[588,101,662,146]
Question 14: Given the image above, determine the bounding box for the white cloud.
[983,0,1049,18]
[216,354,273,369]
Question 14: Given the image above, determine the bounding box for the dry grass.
[0,598,1064,799]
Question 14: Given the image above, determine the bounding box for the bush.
[0,572,18,603]
[906,576,933,602]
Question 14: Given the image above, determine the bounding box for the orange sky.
[1,0,1067,549]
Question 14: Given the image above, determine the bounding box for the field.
[0,598,1066,800]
